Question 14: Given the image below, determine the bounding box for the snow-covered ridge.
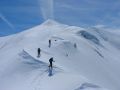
[0,20,120,90]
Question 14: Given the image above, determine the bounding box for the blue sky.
[0,0,120,36]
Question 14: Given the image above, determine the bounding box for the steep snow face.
[77,30,100,45]
[88,27,120,49]
[0,20,120,90]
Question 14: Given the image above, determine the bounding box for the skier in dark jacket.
[37,48,41,57]
[49,57,55,69]
[48,39,51,48]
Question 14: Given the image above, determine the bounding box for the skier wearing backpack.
[49,57,55,69]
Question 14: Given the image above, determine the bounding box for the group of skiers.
[37,39,54,69]
[37,39,77,69]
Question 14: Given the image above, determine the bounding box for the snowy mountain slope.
[87,27,120,49]
[0,20,120,90]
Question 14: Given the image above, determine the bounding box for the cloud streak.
[0,13,15,29]
[39,0,54,20]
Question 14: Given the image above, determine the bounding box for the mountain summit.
[41,19,60,25]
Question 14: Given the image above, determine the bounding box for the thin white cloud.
[0,13,15,29]
[94,25,106,28]
[58,4,100,12]
[38,0,54,20]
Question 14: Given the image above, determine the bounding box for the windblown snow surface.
[0,20,120,90]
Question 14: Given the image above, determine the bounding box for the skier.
[49,57,55,69]
[74,43,77,48]
[48,39,51,48]
[37,48,41,57]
